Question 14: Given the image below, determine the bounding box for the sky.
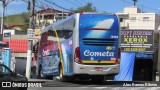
[0,0,160,15]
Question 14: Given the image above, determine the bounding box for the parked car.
[0,64,28,82]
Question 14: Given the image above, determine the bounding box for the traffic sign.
[4,32,11,37]
[27,29,35,40]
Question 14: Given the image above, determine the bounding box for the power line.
[35,0,46,9]
[81,0,88,4]
[94,5,113,13]
[36,0,53,9]
[120,0,160,13]
[74,0,84,6]
[44,0,112,14]
[76,0,113,14]
[65,0,81,7]
[44,0,73,12]
[21,0,45,9]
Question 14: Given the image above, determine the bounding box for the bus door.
[57,30,73,75]
[40,30,60,75]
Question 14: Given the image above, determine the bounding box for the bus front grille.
[82,38,116,46]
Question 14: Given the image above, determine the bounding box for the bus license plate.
[94,67,103,71]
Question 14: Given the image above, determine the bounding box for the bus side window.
[50,29,73,42]
[48,30,57,42]
[55,30,65,42]
[64,30,73,39]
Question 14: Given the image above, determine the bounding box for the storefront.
[116,30,157,81]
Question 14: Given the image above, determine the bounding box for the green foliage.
[4,12,29,24]
[71,3,96,13]
[21,12,30,24]
[20,25,29,32]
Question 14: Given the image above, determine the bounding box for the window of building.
[44,14,54,19]
[63,14,67,16]
[120,18,123,22]
[143,17,149,22]
[130,17,136,22]
[39,15,43,19]
[55,17,63,21]
[58,14,62,16]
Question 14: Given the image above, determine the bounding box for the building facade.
[117,6,160,81]
[35,8,71,27]
[117,6,160,32]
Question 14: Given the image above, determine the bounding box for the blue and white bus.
[38,12,120,81]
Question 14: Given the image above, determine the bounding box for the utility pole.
[26,0,35,79]
[0,0,5,35]
[0,0,11,36]
[0,0,13,35]
[132,0,137,6]
[0,0,12,64]
[158,30,160,81]
[0,0,5,62]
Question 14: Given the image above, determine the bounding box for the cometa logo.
[106,46,115,50]
[84,50,114,57]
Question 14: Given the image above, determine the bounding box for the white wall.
[3,29,15,35]
[124,6,141,14]
[155,14,160,30]
[129,13,155,30]
[117,7,160,30]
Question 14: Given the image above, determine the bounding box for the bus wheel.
[38,68,44,79]
[59,65,67,82]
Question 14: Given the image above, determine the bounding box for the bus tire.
[38,68,44,79]
[59,65,68,82]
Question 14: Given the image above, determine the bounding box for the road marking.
[79,87,88,88]
[93,87,107,89]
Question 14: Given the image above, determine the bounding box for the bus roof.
[42,12,118,34]
[42,14,76,33]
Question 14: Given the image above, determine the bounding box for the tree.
[20,24,29,32]
[21,12,30,24]
[71,3,96,13]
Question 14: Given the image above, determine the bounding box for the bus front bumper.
[74,63,120,75]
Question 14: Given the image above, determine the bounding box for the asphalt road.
[27,79,160,90]
[28,87,160,90]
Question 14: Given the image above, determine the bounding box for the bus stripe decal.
[82,60,116,63]
[53,28,65,75]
